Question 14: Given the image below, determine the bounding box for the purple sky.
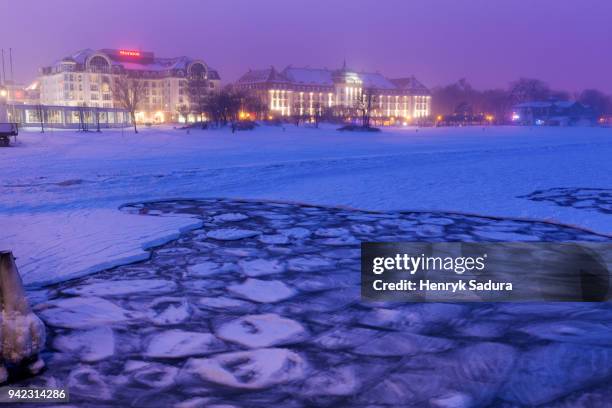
[1,0,611,92]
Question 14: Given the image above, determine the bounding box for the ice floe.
[182,348,306,389]
[145,329,225,358]
[148,297,190,325]
[216,313,307,348]
[213,213,249,222]
[188,262,221,277]
[206,229,260,241]
[228,278,296,303]
[238,259,286,277]
[287,256,335,272]
[53,327,115,363]
[258,234,290,244]
[133,363,179,388]
[279,227,311,239]
[37,297,133,329]
[62,279,176,296]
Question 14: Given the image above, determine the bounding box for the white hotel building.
[235,64,431,121]
[38,48,221,123]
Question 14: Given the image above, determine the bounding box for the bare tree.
[242,95,268,120]
[354,88,374,128]
[312,101,324,128]
[94,107,101,132]
[201,86,242,127]
[112,76,145,133]
[177,104,191,124]
[509,78,551,105]
[291,100,304,127]
[77,103,89,132]
[578,89,612,116]
[220,86,242,125]
[36,104,45,133]
[187,75,209,128]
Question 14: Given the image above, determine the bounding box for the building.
[0,80,39,105]
[511,100,596,126]
[235,63,431,122]
[38,48,221,123]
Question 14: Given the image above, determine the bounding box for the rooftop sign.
[119,50,141,57]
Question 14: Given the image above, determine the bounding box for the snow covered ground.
[0,124,610,286]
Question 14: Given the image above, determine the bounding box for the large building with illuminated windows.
[38,48,221,123]
[235,63,431,121]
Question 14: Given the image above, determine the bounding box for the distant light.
[485,115,494,122]
[0,89,7,98]
[436,115,443,121]
[512,113,520,121]
[119,50,141,57]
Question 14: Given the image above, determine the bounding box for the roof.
[237,67,290,84]
[238,65,429,94]
[47,48,220,78]
[207,70,221,80]
[390,77,431,95]
[515,101,555,108]
[359,72,396,90]
[514,100,582,109]
[283,67,334,86]
[283,66,397,90]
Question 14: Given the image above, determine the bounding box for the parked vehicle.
[0,123,18,147]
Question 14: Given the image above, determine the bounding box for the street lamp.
[0,86,8,123]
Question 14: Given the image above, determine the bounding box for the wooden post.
[0,251,46,382]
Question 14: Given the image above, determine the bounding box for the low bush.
[337,124,381,132]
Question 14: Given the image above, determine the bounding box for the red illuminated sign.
[119,50,141,57]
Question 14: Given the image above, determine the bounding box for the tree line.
[111,74,268,133]
[431,78,612,120]
[111,74,612,132]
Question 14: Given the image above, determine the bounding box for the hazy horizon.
[1,0,611,93]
